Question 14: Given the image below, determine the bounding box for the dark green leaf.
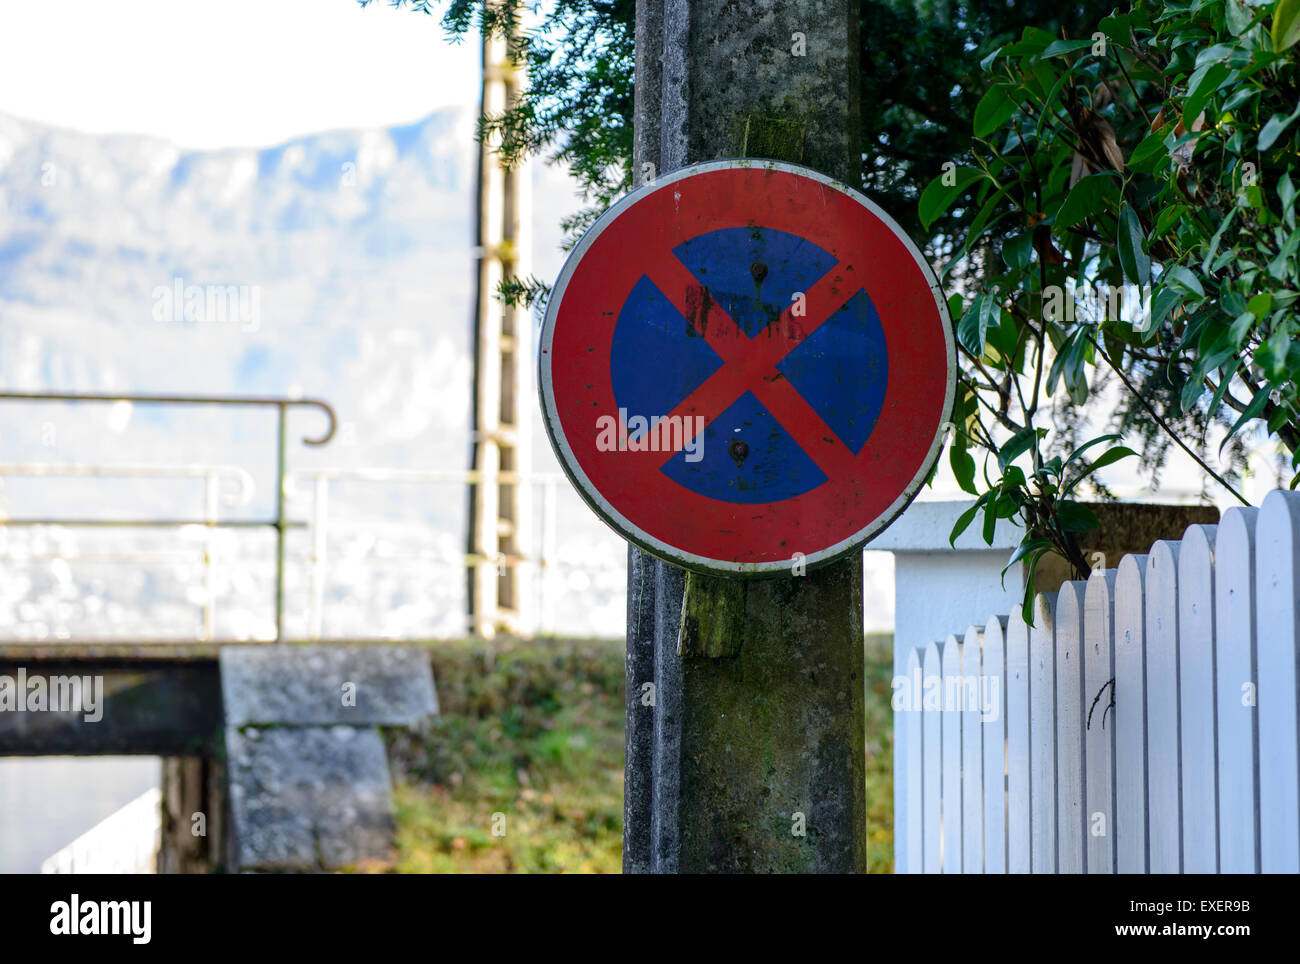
[974,85,1021,138]
[1021,564,1039,627]
[1064,433,1124,467]
[1152,203,1188,239]
[1002,232,1033,270]
[979,44,1006,71]
[1207,362,1237,419]
[950,442,977,495]
[919,166,988,231]
[1182,62,1231,130]
[962,184,1015,255]
[1259,103,1300,151]
[949,502,982,547]
[1220,387,1270,454]
[1248,292,1274,319]
[1002,538,1054,586]
[1064,446,1138,494]
[1225,0,1254,37]
[1279,174,1296,218]
[1055,173,1119,233]
[998,426,1038,471]
[1128,130,1172,170]
[1041,38,1098,58]
[958,291,1000,355]
[1145,285,1183,335]
[1229,310,1256,348]
[1165,264,1204,296]
[1000,27,1057,59]
[1117,204,1151,287]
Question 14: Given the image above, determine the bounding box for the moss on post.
[678,571,746,658]
[733,114,807,163]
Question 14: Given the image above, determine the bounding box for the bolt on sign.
[539,159,956,575]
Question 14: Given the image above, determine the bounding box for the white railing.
[896,488,1300,873]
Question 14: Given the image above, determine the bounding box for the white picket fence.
[896,489,1300,873]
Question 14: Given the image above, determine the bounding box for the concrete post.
[625,0,866,873]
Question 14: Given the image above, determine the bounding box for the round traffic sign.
[539,159,955,575]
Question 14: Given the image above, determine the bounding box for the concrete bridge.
[0,640,437,873]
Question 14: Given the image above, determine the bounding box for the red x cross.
[625,247,865,480]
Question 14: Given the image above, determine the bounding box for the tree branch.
[1088,332,1251,505]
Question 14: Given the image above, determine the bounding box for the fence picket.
[1146,541,1182,872]
[903,646,925,874]
[942,635,964,872]
[982,614,1008,874]
[1215,507,1260,873]
[1257,490,1300,873]
[1114,553,1149,873]
[962,626,984,873]
[922,640,942,874]
[1085,568,1118,874]
[1030,592,1058,873]
[1005,606,1031,873]
[1056,581,1088,873]
[1178,524,1218,873]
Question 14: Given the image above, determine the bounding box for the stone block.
[225,725,395,871]
[220,645,437,727]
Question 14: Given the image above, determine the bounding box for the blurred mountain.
[0,108,475,458]
[0,109,627,640]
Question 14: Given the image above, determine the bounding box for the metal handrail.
[0,462,257,639]
[0,462,255,505]
[0,391,337,640]
[284,467,567,638]
[0,394,613,639]
[0,392,336,445]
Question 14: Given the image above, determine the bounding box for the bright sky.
[0,0,480,148]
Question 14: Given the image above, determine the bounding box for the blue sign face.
[609,226,890,504]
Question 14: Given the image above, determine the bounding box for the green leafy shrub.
[924,0,1300,617]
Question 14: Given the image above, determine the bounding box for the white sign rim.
[538,157,956,576]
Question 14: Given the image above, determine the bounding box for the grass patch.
[864,632,895,873]
[385,634,895,873]
[386,636,625,873]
